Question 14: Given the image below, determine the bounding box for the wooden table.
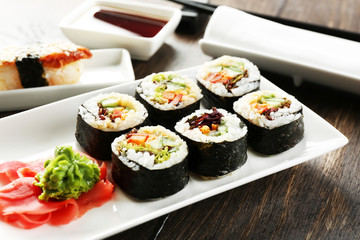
[1,0,359,239]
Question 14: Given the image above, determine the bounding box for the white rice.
[0,64,22,90]
[44,60,84,85]
[79,92,148,132]
[233,90,303,130]
[174,108,247,143]
[196,55,260,97]
[111,125,188,170]
[136,71,203,111]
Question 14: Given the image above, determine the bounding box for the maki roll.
[111,126,189,200]
[75,92,148,160]
[0,41,92,90]
[233,90,304,155]
[135,71,203,129]
[196,55,260,112]
[175,107,247,177]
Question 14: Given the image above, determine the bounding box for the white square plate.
[0,67,348,240]
[0,48,134,111]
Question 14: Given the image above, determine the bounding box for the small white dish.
[0,48,134,111]
[59,0,182,60]
[0,66,347,240]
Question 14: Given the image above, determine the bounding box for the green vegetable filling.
[34,146,100,201]
[152,84,168,104]
[98,97,132,122]
[259,93,291,108]
[100,98,120,108]
[222,62,245,73]
[152,73,168,82]
[119,134,178,164]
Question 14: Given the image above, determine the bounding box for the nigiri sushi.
[0,42,92,90]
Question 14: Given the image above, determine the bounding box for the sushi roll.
[233,90,304,155]
[75,92,148,160]
[135,71,203,129]
[175,107,247,177]
[0,41,92,90]
[196,55,260,112]
[111,126,189,200]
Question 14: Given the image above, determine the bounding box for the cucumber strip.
[100,98,119,108]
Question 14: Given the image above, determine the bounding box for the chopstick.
[169,0,360,42]
[170,0,217,14]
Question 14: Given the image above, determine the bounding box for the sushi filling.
[251,93,292,120]
[98,97,132,122]
[196,55,260,97]
[113,126,188,170]
[137,72,203,110]
[186,107,226,135]
[203,62,248,92]
[175,108,247,143]
[79,93,148,132]
[234,90,302,129]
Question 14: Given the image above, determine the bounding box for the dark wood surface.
[1,0,359,239]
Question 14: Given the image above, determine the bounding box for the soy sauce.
[94,9,167,38]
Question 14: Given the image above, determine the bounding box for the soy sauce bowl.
[59,0,182,60]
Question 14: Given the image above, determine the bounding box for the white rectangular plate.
[0,67,348,240]
[0,48,134,111]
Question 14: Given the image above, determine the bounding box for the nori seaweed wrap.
[111,126,189,200]
[175,108,248,177]
[135,71,203,130]
[196,55,260,112]
[75,92,148,160]
[15,55,48,88]
[233,90,304,155]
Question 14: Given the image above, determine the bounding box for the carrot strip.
[128,134,148,145]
